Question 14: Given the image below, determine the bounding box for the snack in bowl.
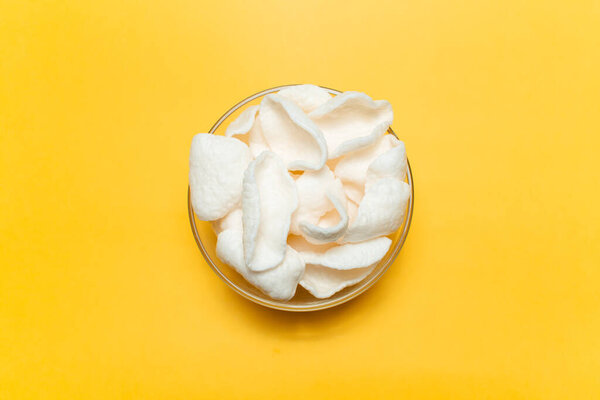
[189,85,411,302]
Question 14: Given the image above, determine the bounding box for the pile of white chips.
[189,85,410,301]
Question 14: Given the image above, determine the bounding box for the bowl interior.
[188,85,413,311]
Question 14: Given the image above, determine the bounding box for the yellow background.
[1,0,599,398]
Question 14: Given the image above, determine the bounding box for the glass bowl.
[188,84,414,312]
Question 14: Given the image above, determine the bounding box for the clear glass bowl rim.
[187,84,414,312]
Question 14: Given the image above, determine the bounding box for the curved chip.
[366,141,407,188]
[277,84,332,113]
[317,208,339,228]
[222,104,270,159]
[309,91,393,159]
[258,94,327,171]
[347,200,359,223]
[342,181,365,205]
[217,229,304,301]
[189,134,251,221]
[297,237,392,298]
[300,264,375,299]
[299,191,349,244]
[343,178,411,243]
[225,105,259,137]
[334,134,401,186]
[315,197,358,228]
[247,119,270,159]
[242,151,298,271]
[211,207,242,235]
[290,166,344,235]
[298,237,392,270]
[288,234,337,253]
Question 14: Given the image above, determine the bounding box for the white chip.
[242,151,298,271]
[318,208,342,228]
[300,265,375,299]
[277,84,332,113]
[309,91,393,159]
[217,229,304,301]
[225,105,259,137]
[290,166,344,235]
[247,118,270,159]
[342,182,365,205]
[334,134,401,187]
[336,135,407,210]
[222,104,270,158]
[287,234,336,253]
[315,199,358,229]
[189,134,251,221]
[211,207,243,235]
[366,140,407,188]
[297,237,391,298]
[347,200,359,223]
[259,94,327,171]
[299,191,349,244]
[343,178,411,243]
[298,236,391,270]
